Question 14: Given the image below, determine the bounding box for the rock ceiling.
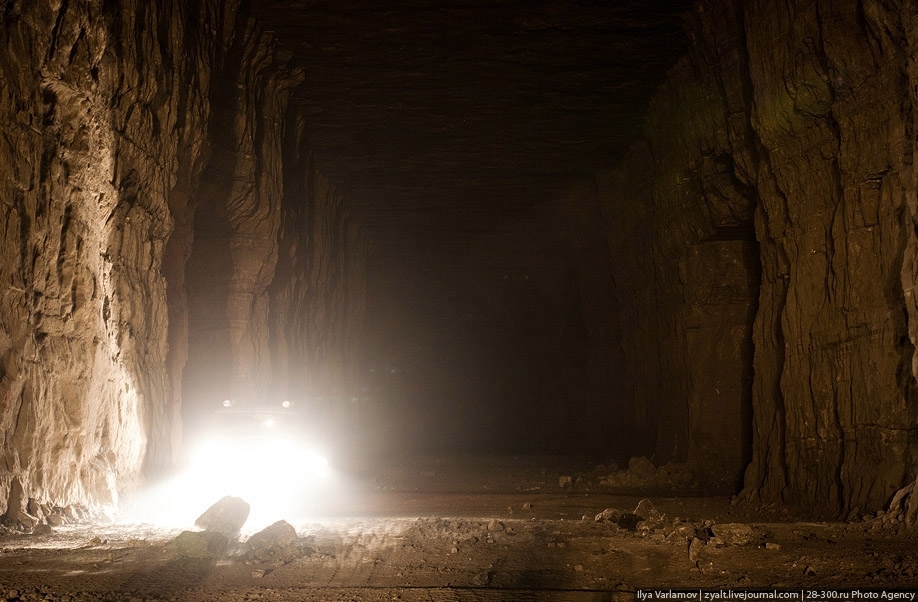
[252,0,692,266]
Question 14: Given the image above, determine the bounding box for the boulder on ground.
[594,507,621,523]
[711,522,754,545]
[32,523,53,536]
[195,496,250,535]
[26,499,43,519]
[885,479,918,527]
[2,510,38,531]
[633,499,666,531]
[61,505,81,522]
[666,523,697,543]
[688,536,705,563]
[174,530,229,558]
[246,520,298,551]
[633,499,659,520]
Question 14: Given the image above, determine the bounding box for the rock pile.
[175,496,251,559]
[595,457,695,490]
[173,498,317,565]
[860,478,918,531]
[592,498,759,560]
[0,478,89,534]
[593,499,664,532]
[174,530,230,559]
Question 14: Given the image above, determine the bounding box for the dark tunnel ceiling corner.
[252,0,694,268]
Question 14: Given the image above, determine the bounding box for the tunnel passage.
[245,0,698,462]
[1,0,918,527]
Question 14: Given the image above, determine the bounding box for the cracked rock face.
[599,0,918,517]
[0,0,365,517]
[2,0,916,525]
[0,0,191,514]
[740,0,918,518]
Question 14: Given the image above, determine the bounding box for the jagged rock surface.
[0,0,208,514]
[741,0,918,518]
[265,120,368,427]
[3,0,916,526]
[0,0,365,515]
[598,0,918,517]
[180,10,305,419]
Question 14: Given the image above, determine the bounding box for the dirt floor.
[1,456,917,601]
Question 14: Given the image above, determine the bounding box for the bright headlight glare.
[125,433,331,531]
[192,435,329,481]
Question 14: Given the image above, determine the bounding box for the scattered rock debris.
[237,520,316,565]
[594,507,622,523]
[174,496,251,559]
[1,480,90,535]
[596,457,698,490]
[3,460,918,597]
[860,478,918,532]
[711,522,754,545]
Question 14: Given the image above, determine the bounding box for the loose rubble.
[170,498,319,568]
[849,477,918,534]
[238,521,317,566]
[711,522,754,545]
[246,519,298,551]
[1,478,91,534]
[174,496,251,558]
[3,487,918,596]
[591,496,765,570]
[4,459,918,596]
[596,457,697,490]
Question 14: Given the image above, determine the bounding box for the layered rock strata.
[601,0,918,516]
[265,121,368,433]
[0,0,208,516]
[0,0,363,520]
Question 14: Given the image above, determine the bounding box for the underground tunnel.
[1,0,918,598]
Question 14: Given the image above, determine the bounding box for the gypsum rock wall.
[180,11,304,426]
[266,117,369,435]
[742,0,918,519]
[597,0,759,489]
[600,0,918,517]
[0,0,363,519]
[0,0,212,517]
[180,44,367,440]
